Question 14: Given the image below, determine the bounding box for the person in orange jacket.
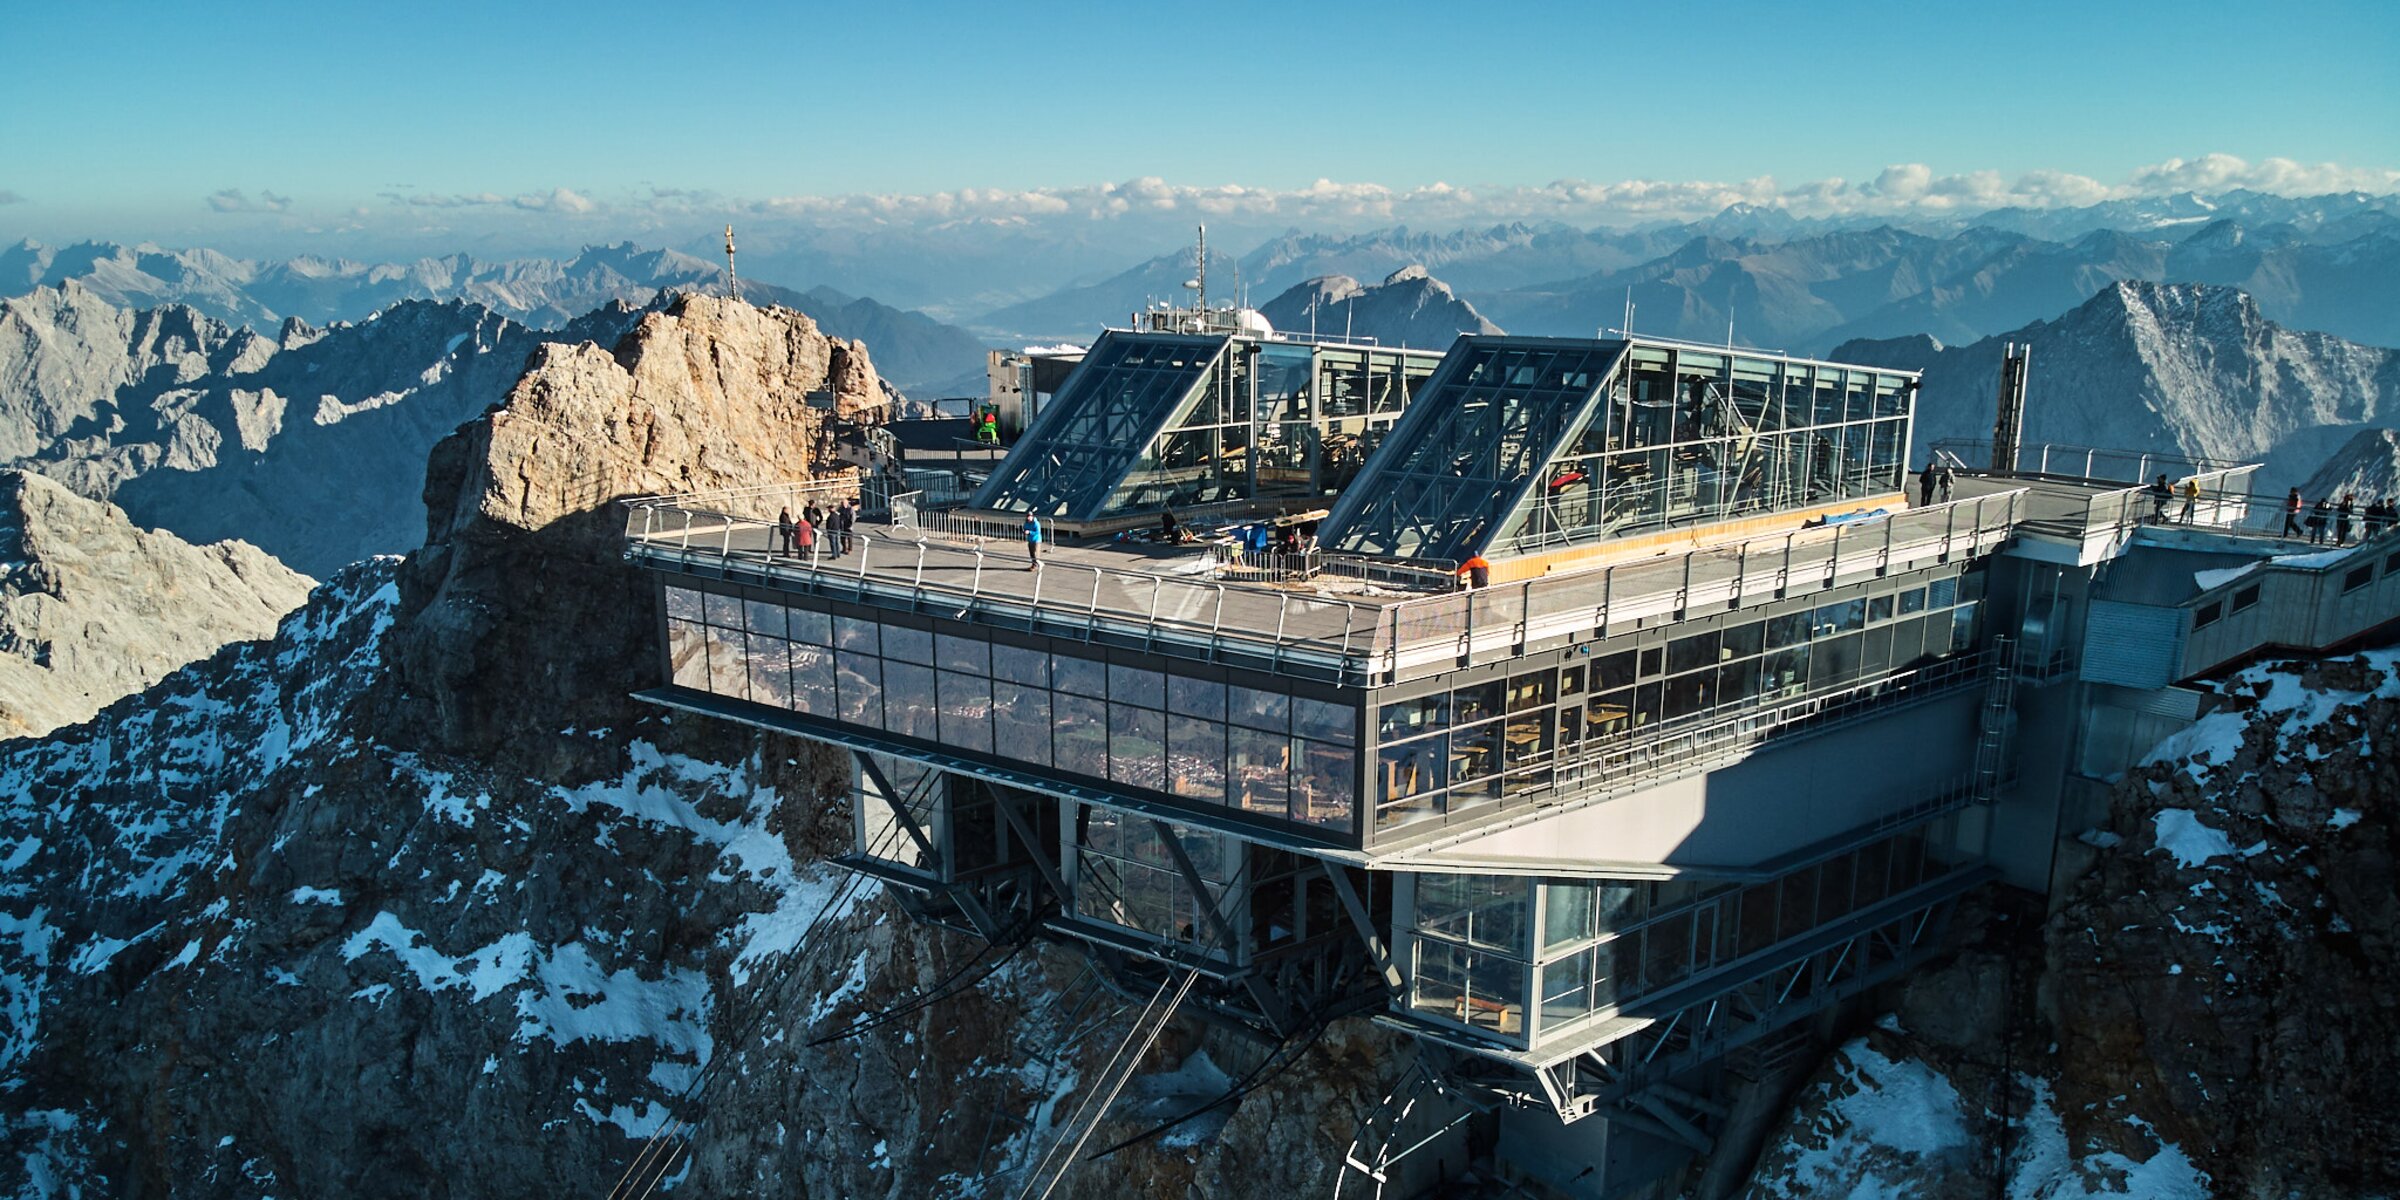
[1457,554,1491,590]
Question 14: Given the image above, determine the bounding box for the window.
[2232,584,2261,613]
[2344,565,2375,594]
[2193,601,2223,630]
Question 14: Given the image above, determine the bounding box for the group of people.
[1915,462,1957,507]
[775,498,860,559]
[2281,489,2399,546]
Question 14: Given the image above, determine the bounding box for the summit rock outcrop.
[1258,265,1502,350]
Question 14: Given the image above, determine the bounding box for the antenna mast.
[1195,225,1207,313]
[724,225,740,302]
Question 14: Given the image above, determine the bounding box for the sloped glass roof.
[1317,338,1626,561]
[969,331,1230,518]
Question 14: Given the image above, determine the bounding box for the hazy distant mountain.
[1235,224,1691,298]
[1,240,993,394]
[1834,281,2399,489]
[971,245,1244,344]
[1257,266,1500,350]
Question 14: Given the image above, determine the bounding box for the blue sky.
[2,0,2395,248]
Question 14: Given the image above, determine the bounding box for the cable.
[805,931,1033,1048]
[1081,1017,1335,1162]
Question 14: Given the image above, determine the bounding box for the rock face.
[1258,266,1502,350]
[1743,647,2400,1198]
[0,292,1403,1199]
[1838,281,2400,488]
[0,282,653,574]
[0,469,312,738]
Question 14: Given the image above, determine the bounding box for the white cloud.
[206,188,292,214]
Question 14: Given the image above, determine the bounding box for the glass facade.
[970,330,1441,522]
[1320,337,1917,563]
[663,583,1358,832]
[1405,821,1962,1048]
[1371,573,1982,836]
[1320,339,1626,561]
[1071,804,1240,951]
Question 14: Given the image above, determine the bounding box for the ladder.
[1971,636,2018,802]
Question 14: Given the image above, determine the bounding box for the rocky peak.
[0,468,312,738]
[391,291,873,751]
[1258,266,1500,350]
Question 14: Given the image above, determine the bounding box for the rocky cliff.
[1258,266,1502,350]
[0,469,312,738]
[1742,646,2400,1198]
[2299,426,2400,504]
[0,292,1404,1199]
[1837,281,2400,489]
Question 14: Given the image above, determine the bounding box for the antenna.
[1195,225,1207,313]
[724,225,739,301]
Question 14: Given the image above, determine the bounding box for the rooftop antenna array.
[1183,224,1207,315]
[724,225,740,302]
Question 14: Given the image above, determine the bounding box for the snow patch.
[2151,809,2234,869]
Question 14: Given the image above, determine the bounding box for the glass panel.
[836,615,880,655]
[883,662,937,740]
[994,643,1049,687]
[1539,947,1596,1031]
[1543,883,1596,953]
[790,643,834,716]
[1053,693,1108,777]
[882,624,933,665]
[1167,715,1226,804]
[1293,696,1354,744]
[747,635,791,707]
[968,331,1230,520]
[1379,734,1447,804]
[991,681,1052,768]
[787,607,831,647]
[1109,663,1164,710]
[1108,703,1165,790]
[1296,740,1356,827]
[1228,724,1289,817]
[1230,684,1289,731]
[705,627,747,698]
[938,669,992,754]
[702,590,744,629]
[1418,875,1529,954]
[665,585,703,622]
[1379,694,1448,740]
[836,653,882,729]
[745,599,787,640]
[937,633,989,676]
[668,619,709,689]
[1053,654,1108,699]
[1168,675,1227,721]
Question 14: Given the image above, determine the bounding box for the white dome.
[1233,308,1275,338]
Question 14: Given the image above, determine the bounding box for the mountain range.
[0,240,992,396]
[967,200,2400,359]
[1834,281,2400,490]
[1256,266,1500,351]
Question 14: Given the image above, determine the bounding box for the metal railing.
[1931,438,2252,487]
[624,486,2030,686]
[621,477,862,523]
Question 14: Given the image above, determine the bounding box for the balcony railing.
[624,487,2028,687]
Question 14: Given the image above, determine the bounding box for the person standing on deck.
[777,507,796,555]
[2178,478,2200,523]
[2336,495,2355,544]
[1023,514,1043,569]
[794,512,817,560]
[1457,554,1492,590]
[1937,462,1955,502]
[1918,463,1938,507]
[2149,475,2173,521]
[2282,488,2304,538]
[2308,498,2331,544]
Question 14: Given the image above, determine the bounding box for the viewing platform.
[624,484,2034,688]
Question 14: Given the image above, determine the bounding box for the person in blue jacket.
[1023,514,1043,569]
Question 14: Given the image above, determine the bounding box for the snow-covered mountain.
[2300,427,2400,504]
[0,240,991,395]
[0,470,311,738]
[0,294,1393,1198]
[1256,266,1500,350]
[1835,281,2399,489]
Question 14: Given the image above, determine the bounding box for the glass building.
[968,328,1444,524]
[1319,336,1917,563]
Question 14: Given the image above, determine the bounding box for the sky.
[1,0,2396,257]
